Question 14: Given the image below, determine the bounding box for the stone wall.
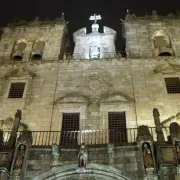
[25,145,141,180]
[124,19,180,58]
[0,57,180,133]
[0,24,66,62]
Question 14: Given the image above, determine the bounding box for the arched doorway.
[33,163,133,180]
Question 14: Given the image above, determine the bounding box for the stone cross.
[89,14,101,24]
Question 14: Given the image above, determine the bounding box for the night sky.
[0,0,180,51]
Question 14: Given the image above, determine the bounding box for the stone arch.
[33,163,133,180]
[12,38,27,61]
[31,38,45,60]
[152,30,173,56]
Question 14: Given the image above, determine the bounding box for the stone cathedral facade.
[1,11,180,180]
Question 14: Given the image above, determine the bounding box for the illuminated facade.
[0,12,180,180]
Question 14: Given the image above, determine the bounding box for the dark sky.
[0,0,180,51]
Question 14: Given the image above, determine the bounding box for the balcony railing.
[0,127,171,148]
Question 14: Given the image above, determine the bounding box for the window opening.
[165,77,180,94]
[152,31,173,56]
[61,113,79,146]
[108,112,127,143]
[8,83,26,98]
[31,40,45,60]
[13,41,26,61]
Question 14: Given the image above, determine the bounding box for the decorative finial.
[132,14,136,19]
[152,10,158,20]
[60,12,65,21]
[125,9,132,20]
[153,108,160,117]
[127,9,130,15]
[15,110,22,120]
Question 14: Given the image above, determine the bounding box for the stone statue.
[176,142,180,164]
[14,144,26,170]
[143,143,154,169]
[78,143,88,168]
[51,144,60,165]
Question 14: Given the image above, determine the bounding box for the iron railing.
[1,127,171,147]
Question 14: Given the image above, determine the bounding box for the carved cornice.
[54,91,134,106]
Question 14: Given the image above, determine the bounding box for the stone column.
[7,110,22,148]
[153,108,165,143]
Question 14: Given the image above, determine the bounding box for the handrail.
[0,127,171,147]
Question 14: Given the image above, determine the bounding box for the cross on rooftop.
[89,14,102,24]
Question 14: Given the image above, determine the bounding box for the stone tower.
[0,18,68,62]
[73,14,116,59]
[123,10,180,57]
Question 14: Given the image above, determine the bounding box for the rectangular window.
[165,77,180,94]
[61,113,79,146]
[8,83,26,98]
[108,112,127,143]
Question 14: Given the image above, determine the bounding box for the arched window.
[31,38,45,60]
[12,39,27,61]
[152,30,173,56]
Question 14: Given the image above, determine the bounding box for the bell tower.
[122,10,180,58]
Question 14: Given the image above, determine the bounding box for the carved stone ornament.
[85,71,109,97]
[136,125,153,142]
